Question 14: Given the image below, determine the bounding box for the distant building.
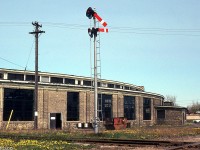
[0,68,186,130]
[186,114,200,123]
[163,101,174,106]
[156,106,187,125]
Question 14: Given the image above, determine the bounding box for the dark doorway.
[50,113,62,129]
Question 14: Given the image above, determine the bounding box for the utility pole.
[29,21,45,129]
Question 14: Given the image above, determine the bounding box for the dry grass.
[0,125,199,149]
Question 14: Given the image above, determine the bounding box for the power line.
[0,56,24,69]
[0,21,200,36]
[24,39,35,71]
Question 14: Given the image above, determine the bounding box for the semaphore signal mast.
[86,7,108,134]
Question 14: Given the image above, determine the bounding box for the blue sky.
[0,0,200,107]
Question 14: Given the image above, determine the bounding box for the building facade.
[0,68,165,130]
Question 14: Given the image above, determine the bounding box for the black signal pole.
[29,21,45,129]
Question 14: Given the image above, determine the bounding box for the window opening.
[143,98,151,120]
[65,78,75,85]
[67,92,79,121]
[98,94,112,121]
[8,73,24,81]
[83,80,92,86]
[51,77,63,84]
[124,96,135,120]
[3,88,34,121]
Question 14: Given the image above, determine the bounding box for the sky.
[0,0,200,107]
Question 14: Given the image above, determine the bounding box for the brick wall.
[0,85,164,130]
[0,87,3,128]
[112,94,118,118]
[165,109,184,125]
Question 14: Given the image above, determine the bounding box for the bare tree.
[187,101,200,114]
[165,95,177,106]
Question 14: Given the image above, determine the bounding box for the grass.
[0,125,199,149]
[0,138,93,150]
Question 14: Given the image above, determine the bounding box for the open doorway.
[50,113,62,129]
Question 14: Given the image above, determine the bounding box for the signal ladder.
[90,22,103,122]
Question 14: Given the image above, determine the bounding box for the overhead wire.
[24,39,35,71]
[0,21,200,70]
[0,56,24,69]
[0,21,200,36]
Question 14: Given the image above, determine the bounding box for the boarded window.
[130,87,136,91]
[8,73,24,81]
[65,78,75,85]
[143,98,151,120]
[3,88,34,121]
[51,77,63,84]
[124,96,135,120]
[67,92,79,121]
[98,94,112,121]
[101,83,107,87]
[41,76,49,82]
[157,109,165,119]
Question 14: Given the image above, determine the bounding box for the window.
[98,94,112,120]
[3,88,34,121]
[108,84,114,88]
[51,77,63,84]
[65,78,75,85]
[83,80,92,86]
[0,73,3,79]
[8,73,24,81]
[143,98,151,120]
[115,85,121,89]
[67,92,79,121]
[26,75,40,81]
[124,96,135,120]
[157,110,165,119]
[124,86,129,90]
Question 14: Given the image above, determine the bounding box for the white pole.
[93,16,99,134]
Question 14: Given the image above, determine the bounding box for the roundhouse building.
[0,68,165,130]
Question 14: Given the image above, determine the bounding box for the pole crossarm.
[29,31,45,34]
